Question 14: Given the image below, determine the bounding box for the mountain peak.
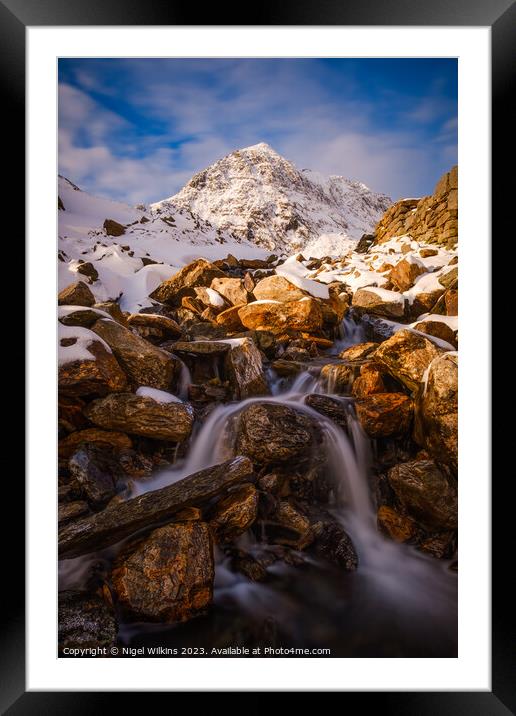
[240,142,278,154]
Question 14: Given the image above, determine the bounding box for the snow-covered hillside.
[152,143,392,254]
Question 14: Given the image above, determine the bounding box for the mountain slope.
[152,143,392,254]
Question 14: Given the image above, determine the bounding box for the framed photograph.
[6,0,508,707]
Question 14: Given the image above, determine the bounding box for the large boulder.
[208,484,258,542]
[58,281,95,307]
[352,288,406,318]
[354,393,413,438]
[387,459,457,530]
[58,590,117,650]
[149,258,225,305]
[84,392,193,442]
[374,329,444,392]
[210,277,251,306]
[414,352,458,473]
[235,403,321,466]
[111,522,214,623]
[253,274,306,302]
[224,337,269,399]
[389,258,426,292]
[59,326,128,397]
[91,318,178,390]
[238,298,323,335]
[68,444,122,508]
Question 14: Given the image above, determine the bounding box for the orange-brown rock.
[215,304,246,331]
[339,342,377,362]
[111,522,214,623]
[238,298,323,335]
[127,313,182,338]
[149,258,225,305]
[208,484,258,542]
[210,277,250,306]
[58,281,95,307]
[58,428,133,459]
[389,258,426,292]
[355,393,413,438]
[253,274,306,302]
[181,295,204,315]
[270,500,314,549]
[320,362,354,394]
[413,319,457,348]
[351,369,386,398]
[445,289,458,316]
[374,329,444,392]
[59,339,128,397]
[59,395,89,432]
[352,288,406,319]
[377,505,417,542]
[224,337,269,399]
[419,248,438,258]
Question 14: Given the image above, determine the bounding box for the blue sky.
[58,58,457,204]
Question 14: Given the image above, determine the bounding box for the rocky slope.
[152,143,392,254]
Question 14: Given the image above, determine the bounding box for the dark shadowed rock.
[112,522,213,623]
[127,313,182,339]
[58,501,89,524]
[76,262,99,283]
[208,484,259,542]
[308,509,358,570]
[58,428,132,460]
[59,456,253,558]
[355,393,413,438]
[304,394,348,431]
[103,218,125,236]
[58,590,117,649]
[69,444,123,508]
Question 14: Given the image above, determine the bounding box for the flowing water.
[60,317,457,656]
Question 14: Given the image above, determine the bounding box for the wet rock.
[352,288,405,319]
[238,298,324,335]
[418,531,456,559]
[351,368,386,397]
[339,342,377,361]
[149,258,226,306]
[224,337,269,399]
[413,319,457,349]
[58,428,133,460]
[266,500,314,549]
[374,329,444,392]
[58,590,117,649]
[68,444,124,507]
[235,403,321,466]
[320,362,354,394]
[309,511,358,570]
[91,318,178,390]
[215,304,246,331]
[414,353,458,473]
[326,286,350,322]
[111,522,214,623]
[58,501,89,524]
[257,473,286,494]
[227,549,268,581]
[103,218,126,236]
[59,457,253,558]
[388,459,457,531]
[58,281,95,307]
[304,394,348,431]
[127,313,182,339]
[389,258,426,292]
[270,359,306,377]
[210,277,251,306]
[377,505,417,543]
[355,393,413,438]
[253,274,306,302]
[84,392,193,442]
[208,484,259,542]
[281,345,311,361]
[59,335,128,397]
[76,262,99,283]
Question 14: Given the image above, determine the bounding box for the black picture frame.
[5,0,510,709]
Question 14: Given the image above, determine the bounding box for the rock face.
[253,274,306,302]
[58,591,117,649]
[374,329,444,392]
[387,459,457,530]
[58,281,95,307]
[238,298,323,335]
[59,336,128,397]
[208,484,259,542]
[374,165,458,248]
[352,288,405,318]
[414,353,458,473]
[236,403,320,466]
[112,522,214,623]
[91,319,178,390]
[351,368,386,397]
[59,457,253,558]
[354,393,413,438]
[210,277,250,306]
[224,338,269,399]
[149,258,225,305]
[84,393,193,442]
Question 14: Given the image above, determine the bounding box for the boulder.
[377,505,417,543]
[389,258,426,292]
[58,590,117,650]
[409,289,445,318]
[445,289,458,316]
[387,459,457,530]
[253,274,306,302]
[354,393,413,438]
[339,342,377,361]
[58,429,133,460]
[374,329,444,392]
[215,304,246,331]
[91,318,178,390]
[76,262,99,283]
[224,337,269,399]
[58,281,95,307]
[112,522,213,623]
[413,319,457,349]
[149,258,225,305]
[208,484,259,542]
[320,362,354,394]
[103,218,125,236]
[170,340,231,356]
[235,403,321,466]
[59,331,128,397]
[59,456,253,558]
[127,313,182,338]
[93,301,128,325]
[352,288,405,318]
[266,500,314,549]
[210,277,250,306]
[419,248,438,258]
[414,353,458,473]
[68,444,122,508]
[304,394,349,431]
[238,298,323,335]
[59,307,111,328]
[84,392,193,442]
[351,369,386,398]
[308,509,358,570]
[439,266,458,289]
[194,286,228,313]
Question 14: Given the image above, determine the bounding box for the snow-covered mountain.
[152,143,392,254]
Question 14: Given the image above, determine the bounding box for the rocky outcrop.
[59,456,254,558]
[112,522,214,623]
[84,392,194,442]
[149,258,225,305]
